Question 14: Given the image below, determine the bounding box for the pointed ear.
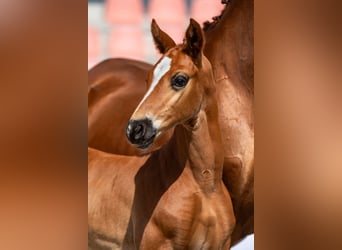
[183,18,205,67]
[151,19,176,54]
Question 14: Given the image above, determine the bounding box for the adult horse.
[88,0,254,245]
[89,19,235,249]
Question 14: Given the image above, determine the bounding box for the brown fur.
[88,0,254,245]
[89,20,235,249]
[204,0,254,244]
[151,19,176,54]
[88,58,173,155]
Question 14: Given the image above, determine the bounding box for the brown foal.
[88,19,235,249]
[88,1,254,244]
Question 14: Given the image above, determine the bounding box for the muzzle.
[126,118,157,149]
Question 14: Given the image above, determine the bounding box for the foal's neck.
[171,92,223,194]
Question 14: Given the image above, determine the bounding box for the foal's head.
[126,19,215,149]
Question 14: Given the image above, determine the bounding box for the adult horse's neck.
[204,0,254,94]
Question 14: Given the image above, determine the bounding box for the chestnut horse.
[88,19,235,249]
[88,0,253,244]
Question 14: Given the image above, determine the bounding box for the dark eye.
[171,73,189,90]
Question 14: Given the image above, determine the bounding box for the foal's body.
[88,20,235,249]
[89,121,233,249]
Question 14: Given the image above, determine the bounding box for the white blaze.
[133,56,172,113]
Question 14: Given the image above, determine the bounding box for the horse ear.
[151,19,176,54]
[183,18,204,67]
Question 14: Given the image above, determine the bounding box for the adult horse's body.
[204,0,254,243]
[88,20,235,249]
[88,0,254,244]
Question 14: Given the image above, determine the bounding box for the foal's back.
[88,147,145,249]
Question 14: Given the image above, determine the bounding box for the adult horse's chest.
[215,76,254,192]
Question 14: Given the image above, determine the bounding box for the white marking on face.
[133,56,172,114]
[152,119,162,130]
[146,114,162,130]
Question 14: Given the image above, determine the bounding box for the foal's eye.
[171,74,189,90]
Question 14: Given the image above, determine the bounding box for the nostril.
[126,118,156,148]
[134,124,145,139]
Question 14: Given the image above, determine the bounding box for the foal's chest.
[138,175,232,249]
